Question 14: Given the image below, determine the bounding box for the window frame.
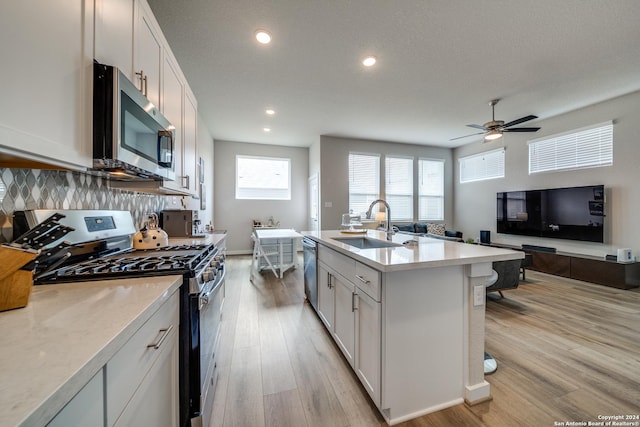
[459,148,505,184]
[528,121,613,174]
[348,152,381,217]
[384,155,414,221]
[418,158,445,221]
[235,154,292,200]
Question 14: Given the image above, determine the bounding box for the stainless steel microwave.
[93,61,175,181]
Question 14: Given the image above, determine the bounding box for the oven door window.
[120,92,173,167]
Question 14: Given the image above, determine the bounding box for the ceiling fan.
[450,99,540,142]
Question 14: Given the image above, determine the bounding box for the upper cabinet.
[161,53,185,192]
[134,0,163,109]
[182,88,198,193]
[99,0,199,196]
[94,0,134,79]
[1,0,201,194]
[0,0,94,169]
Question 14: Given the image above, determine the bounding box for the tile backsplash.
[0,168,169,242]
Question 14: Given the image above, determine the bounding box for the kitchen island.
[303,230,523,425]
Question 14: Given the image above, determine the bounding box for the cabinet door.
[94,0,134,78]
[134,0,162,107]
[333,275,355,367]
[47,369,104,427]
[182,89,198,192]
[317,263,335,331]
[113,326,179,427]
[161,54,184,190]
[355,290,381,404]
[0,0,93,169]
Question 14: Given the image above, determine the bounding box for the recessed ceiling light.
[263,127,271,132]
[255,30,272,44]
[362,56,377,67]
[265,109,275,115]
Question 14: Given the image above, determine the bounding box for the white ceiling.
[147,0,640,148]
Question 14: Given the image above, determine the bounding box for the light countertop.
[0,275,182,427]
[304,230,523,272]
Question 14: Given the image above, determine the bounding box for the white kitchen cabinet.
[94,0,134,78]
[0,0,93,169]
[317,244,381,403]
[182,88,199,193]
[47,369,104,427]
[134,0,163,108]
[354,289,381,404]
[107,291,179,426]
[317,263,335,331]
[333,274,356,367]
[161,53,184,191]
[112,324,179,427]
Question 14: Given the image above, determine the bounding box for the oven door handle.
[199,266,225,310]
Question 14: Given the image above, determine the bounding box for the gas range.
[36,243,220,294]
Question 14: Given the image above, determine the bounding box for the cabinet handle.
[147,324,174,349]
[355,275,371,285]
[143,75,148,97]
[352,292,358,312]
[135,70,145,93]
[327,272,332,289]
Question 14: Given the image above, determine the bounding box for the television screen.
[496,185,605,243]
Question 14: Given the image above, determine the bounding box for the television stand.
[525,249,640,290]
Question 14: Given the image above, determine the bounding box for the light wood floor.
[209,255,640,427]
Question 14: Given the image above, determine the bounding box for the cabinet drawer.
[355,262,381,301]
[106,291,179,425]
[318,244,355,279]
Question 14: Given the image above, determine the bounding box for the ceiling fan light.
[484,130,503,141]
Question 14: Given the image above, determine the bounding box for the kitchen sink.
[333,237,401,249]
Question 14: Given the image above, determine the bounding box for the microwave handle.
[157,130,173,168]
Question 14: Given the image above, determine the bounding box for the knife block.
[0,246,38,312]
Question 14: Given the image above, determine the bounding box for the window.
[236,155,291,200]
[459,148,505,183]
[348,153,380,216]
[528,121,613,174]
[418,159,444,221]
[385,156,413,221]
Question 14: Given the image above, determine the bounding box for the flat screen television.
[496,185,605,243]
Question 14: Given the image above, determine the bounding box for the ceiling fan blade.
[449,131,485,141]
[503,115,538,128]
[503,127,541,133]
[466,124,487,130]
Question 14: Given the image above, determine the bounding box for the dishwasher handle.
[302,237,317,250]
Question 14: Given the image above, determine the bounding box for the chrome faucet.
[365,199,394,240]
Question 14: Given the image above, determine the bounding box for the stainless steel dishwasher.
[302,237,318,311]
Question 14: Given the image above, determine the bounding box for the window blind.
[528,121,613,174]
[236,155,291,200]
[459,148,505,183]
[385,156,413,220]
[348,153,380,216]
[418,159,444,221]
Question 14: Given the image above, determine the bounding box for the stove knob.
[203,267,216,282]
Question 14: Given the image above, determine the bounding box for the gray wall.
[318,135,453,230]
[453,89,640,258]
[213,140,309,253]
